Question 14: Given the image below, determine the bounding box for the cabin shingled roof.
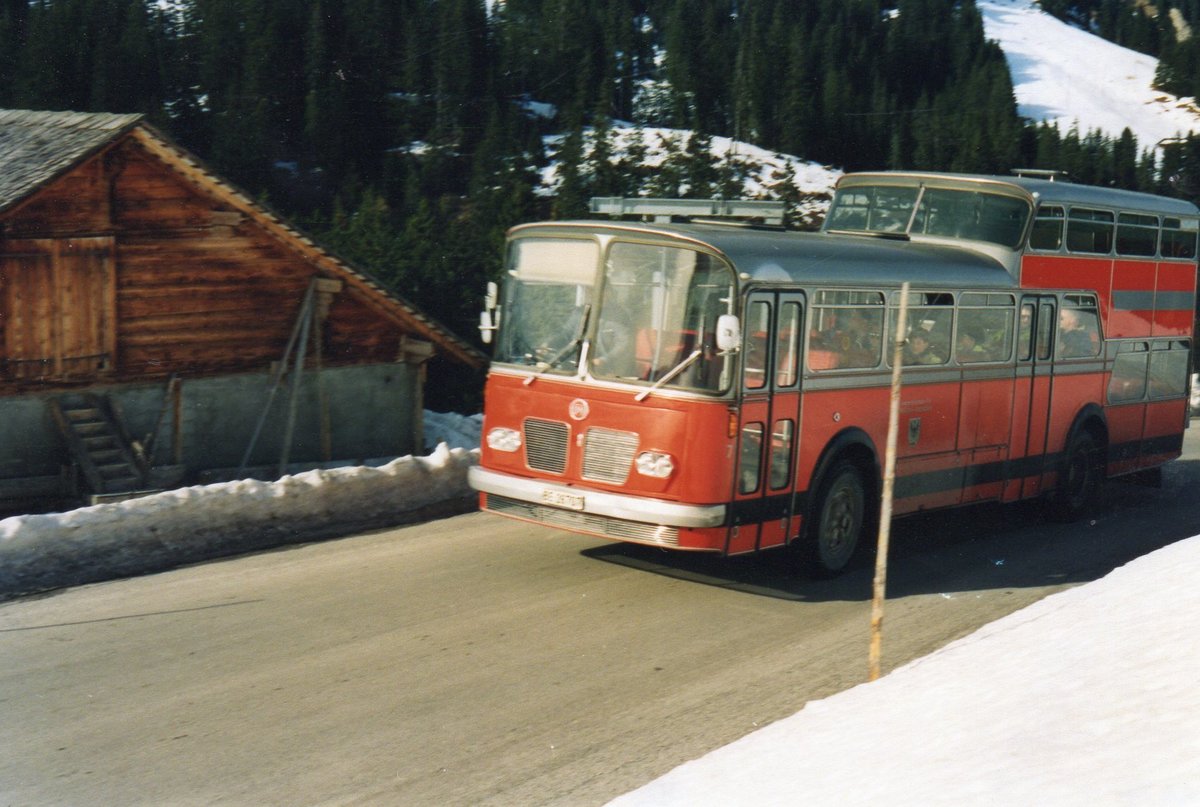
[0,108,485,368]
[0,109,143,213]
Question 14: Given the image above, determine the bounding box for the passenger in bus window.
[902,330,944,365]
[956,327,987,361]
[1017,306,1033,358]
[1058,308,1098,358]
[834,308,882,368]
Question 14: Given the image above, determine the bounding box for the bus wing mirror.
[480,282,501,344]
[716,314,741,352]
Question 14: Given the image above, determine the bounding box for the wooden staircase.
[50,394,150,502]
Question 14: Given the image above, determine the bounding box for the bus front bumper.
[468,466,727,529]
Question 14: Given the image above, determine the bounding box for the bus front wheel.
[802,460,869,576]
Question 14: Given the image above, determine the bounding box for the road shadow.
[582,457,1200,603]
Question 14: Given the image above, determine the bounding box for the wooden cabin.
[0,108,484,509]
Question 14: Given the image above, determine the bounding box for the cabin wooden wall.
[0,135,413,394]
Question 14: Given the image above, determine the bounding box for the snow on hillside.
[540,124,842,224]
[980,0,1200,147]
[533,0,1200,229]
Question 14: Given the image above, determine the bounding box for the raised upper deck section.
[824,171,1200,279]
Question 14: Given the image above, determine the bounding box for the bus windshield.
[826,184,1031,248]
[590,242,735,393]
[494,238,598,371]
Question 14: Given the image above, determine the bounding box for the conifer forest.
[4,0,1200,356]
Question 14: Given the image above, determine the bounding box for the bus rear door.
[1009,295,1058,500]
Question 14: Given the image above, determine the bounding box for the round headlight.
[486,427,523,453]
[635,451,675,478]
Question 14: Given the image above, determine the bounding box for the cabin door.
[1,238,116,382]
[729,291,804,554]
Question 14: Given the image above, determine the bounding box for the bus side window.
[744,301,770,389]
[1108,344,1148,403]
[1162,218,1198,259]
[739,422,764,494]
[1018,303,1034,360]
[769,420,795,490]
[1058,307,1101,358]
[1037,302,1055,361]
[1030,205,1064,251]
[775,302,802,387]
[1148,341,1190,398]
[1066,208,1115,254]
[957,307,1012,362]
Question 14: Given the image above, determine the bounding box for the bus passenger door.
[729,292,804,554]
[1009,296,1057,500]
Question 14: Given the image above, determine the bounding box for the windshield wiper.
[524,304,591,385]
[634,349,702,402]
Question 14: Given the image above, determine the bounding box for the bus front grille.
[582,428,639,484]
[524,418,569,474]
[485,494,680,547]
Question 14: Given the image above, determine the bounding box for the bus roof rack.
[589,196,786,226]
[1011,168,1069,181]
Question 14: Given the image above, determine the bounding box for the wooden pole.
[869,281,909,682]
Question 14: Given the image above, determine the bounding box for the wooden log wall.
[0,136,413,394]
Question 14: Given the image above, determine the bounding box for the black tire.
[1047,429,1101,522]
[802,459,869,576]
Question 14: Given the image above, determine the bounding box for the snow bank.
[0,412,481,599]
[611,533,1200,806]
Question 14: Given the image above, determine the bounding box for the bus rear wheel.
[1048,430,1101,522]
[802,460,869,576]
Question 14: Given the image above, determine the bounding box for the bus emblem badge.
[569,399,589,421]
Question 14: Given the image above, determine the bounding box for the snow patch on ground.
[0,412,481,599]
[610,533,1200,805]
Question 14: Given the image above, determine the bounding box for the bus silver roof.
[836,171,1200,219]
[509,221,1016,290]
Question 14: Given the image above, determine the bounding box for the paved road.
[3,427,1199,805]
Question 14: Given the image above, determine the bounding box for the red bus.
[468,172,1199,575]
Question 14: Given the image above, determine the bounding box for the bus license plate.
[542,489,585,511]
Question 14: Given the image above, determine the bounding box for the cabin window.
[1066,207,1115,255]
[1161,218,1199,259]
[1115,212,1159,257]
